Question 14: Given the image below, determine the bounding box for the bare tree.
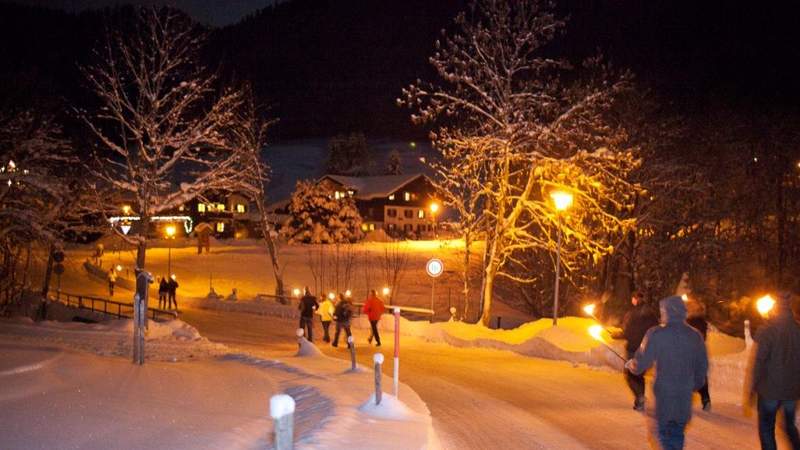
[402,0,639,325]
[80,7,248,269]
[380,242,410,305]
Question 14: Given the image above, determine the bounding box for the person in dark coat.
[620,291,659,410]
[158,276,169,309]
[298,287,318,342]
[332,294,353,348]
[686,299,711,411]
[626,296,709,450]
[750,291,800,450]
[167,275,179,310]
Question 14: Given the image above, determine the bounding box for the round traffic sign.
[426,258,444,278]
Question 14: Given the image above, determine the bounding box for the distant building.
[317,174,440,238]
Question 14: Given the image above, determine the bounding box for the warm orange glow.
[583,303,596,317]
[382,287,391,296]
[588,325,605,342]
[165,225,176,238]
[550,190,574,212]
[115,265,122,272]
[681,294,689,302]
[292,288,301,298]
[122,205,131,215]
[429,202,440,214]
[345,289,352,297]
[328,292,336,300]
[756,294,776,317]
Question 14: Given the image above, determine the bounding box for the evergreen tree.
[282,180,364,244]
[385,150,402,175]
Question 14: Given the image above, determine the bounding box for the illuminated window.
[235,204,246,213]
[217,203,225,211]
[404,192,411,201]
[197,203,206,213]
[347,190,354,196]
[335,191,342,200]
[216,222,225,232]
[369,223,375,231]
[418,210,424,219]
[388,194,395,200]
[361,224,369,231]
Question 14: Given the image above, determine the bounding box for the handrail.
[51,291,178,321]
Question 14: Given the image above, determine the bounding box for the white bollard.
[744,320,753,349]
[347,335,356,370]
[393,307,400,397]
[296,328,304,349]
[373,353,384,405]
[270,394,295,450]
[449,306,457,322]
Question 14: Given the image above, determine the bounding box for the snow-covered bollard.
[270,394,295,450]
[373,353,384,406]
[296,328,304,349]
[347,336,356,371]
[744,320,753,349]
[449,306,457,322]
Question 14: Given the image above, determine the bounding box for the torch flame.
[588,325,604,342]
[583,303,596,317]
[756,295,775,317]
[681,294,689,302]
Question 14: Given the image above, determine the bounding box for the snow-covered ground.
[0,315,435,449]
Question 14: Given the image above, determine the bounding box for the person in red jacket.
[363,289,386,347]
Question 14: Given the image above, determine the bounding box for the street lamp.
[382,286,391,297]
[429,202,440,239]
[756,294,776,318]
[122,205,131,215]
[165,225,176,276]
[550,190,573,326]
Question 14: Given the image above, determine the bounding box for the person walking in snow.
[332,293,353,348]
[620,291,659,411]
[317,294,335,343]
[107,268,117,297]
[625,296,708,450]
[298,287,318,342]
[686,299,712,412]
[363,289,386,347]
[167,275,179,311]
[750,291,800,450]
[158,276,168,309]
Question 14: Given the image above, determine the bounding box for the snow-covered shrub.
[282,180,363,244]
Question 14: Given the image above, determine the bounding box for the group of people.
[106,268,179,311]
[619,291,800,450]
[158,275,179,310]
[297,288,386,348]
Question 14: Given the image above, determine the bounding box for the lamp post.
[550,190,573,326]
[429,201,440,239]
[165,225,176,276]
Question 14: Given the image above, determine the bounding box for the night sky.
[10,0,276,26]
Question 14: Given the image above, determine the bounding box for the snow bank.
[195,294,299,319]
[359,393,420,421]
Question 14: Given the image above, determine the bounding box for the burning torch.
[588,325,626,362]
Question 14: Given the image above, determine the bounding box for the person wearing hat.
[621,291,659,411]
[750,291,800,450]
[625,296,709,449]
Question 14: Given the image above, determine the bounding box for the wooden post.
[393,307,400,397]
[347,335,356,370]
[373,353,384,405]
[270,394,295,450]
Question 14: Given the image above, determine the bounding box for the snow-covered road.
[181,307,774,450]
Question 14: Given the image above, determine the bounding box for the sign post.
[393,306,400,397]
[425,258,444,319]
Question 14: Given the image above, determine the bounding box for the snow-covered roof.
[320,174,428,200]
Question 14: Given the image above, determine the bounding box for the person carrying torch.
[620,291,659,411]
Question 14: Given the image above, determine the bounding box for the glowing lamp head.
[429,202,440,214]
[583,303,596,317]
[382,287,391,296]
[327,292,336,300]
[588,325,604,342]
[756,294,776,317]
[345,289,352,297]
[165,225,176,238]
[681,294,689,302]
[170,274,176,281]
[292,288,301,298]
[550,190,574,212]
[115,265,122,272]
[122,205,131,215]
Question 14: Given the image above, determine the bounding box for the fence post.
[393,307,400,397]
[347,335,356,370]
[270,394,295,450]
[373,353,384,405]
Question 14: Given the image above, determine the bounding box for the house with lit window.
[187,192,257,238]
[316,174,440,238]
